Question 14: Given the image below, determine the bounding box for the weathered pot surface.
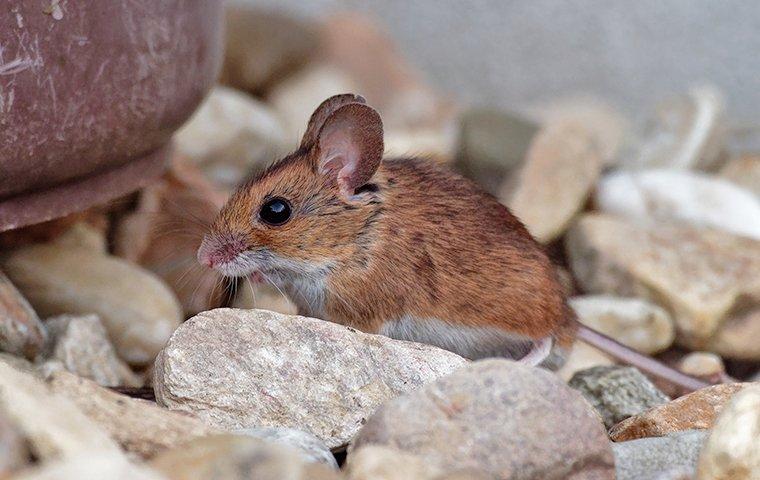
[0,0,224,231]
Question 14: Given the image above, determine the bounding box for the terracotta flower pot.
[0,0,224,231]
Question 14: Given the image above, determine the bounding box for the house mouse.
[198,93,708,392]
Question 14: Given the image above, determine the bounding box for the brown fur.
[209,150,576,349]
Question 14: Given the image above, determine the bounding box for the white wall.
[241,0,760,124]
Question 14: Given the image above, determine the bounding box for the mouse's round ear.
[315,102,384,200]
[299,93,367,149]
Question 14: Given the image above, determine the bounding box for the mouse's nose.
[200,254,215,268]
[197,236,217,268]
[197,234,246,270]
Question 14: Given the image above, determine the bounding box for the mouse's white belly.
[265,259,332,320]
[269,268,565,369]
[276,275,329,320]
[379,315,535,360]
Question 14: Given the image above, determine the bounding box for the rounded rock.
[570,295,675,354]
[697,385,760,480]
[678,352,725,381]
[502,120,603,243]
[174,86,288,188]
[595,169,760,240]
[154,308,467,449]
[1,244,182,366]
[351,359,615,480]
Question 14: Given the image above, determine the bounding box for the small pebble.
[678,352,725,382]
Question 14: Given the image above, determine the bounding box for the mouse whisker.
[281,275,317,316]
[187,269,217,316]
[260,272,289,305]
[173,266,204,300]
[245,275,257,307]
[148,255,197,278]
[230,276,239,305]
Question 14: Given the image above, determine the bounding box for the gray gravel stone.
[43,314,141,387]
[569,365,669,429]
[612,430,707,480]
[455,108,537,196]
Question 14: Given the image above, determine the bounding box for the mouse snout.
[197,234,246,269]
[197,245,215,268]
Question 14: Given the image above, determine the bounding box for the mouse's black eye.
[259,197,292,226]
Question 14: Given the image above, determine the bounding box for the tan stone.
[47,370,218,459]
[719,154,760,197]
[345,445,443,480]
[345,445,497,480]
[269,65,360,145]
[154,308,467,449]
[51,222,107,253]
[43,314,141,387]
[570,295,675,354]
[526,95,627,166]
[502,120,603,243]
[384,125,457,163]
[678,352,725,382]
[1,243,183,366]
[557,342,615,382]
[609,383,750,441]
[0,359,120,460]
[0,212,104,250]
[566,214,760,359]
[0,410,29,477]
[705,311,760,361]
[174,87,288,189]
[10,454,166,480]
[150,434,340,480]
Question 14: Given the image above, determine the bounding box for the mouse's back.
[329,156,576,366]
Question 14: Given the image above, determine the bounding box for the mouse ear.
[315,102,384,199]
[300,93,367,149]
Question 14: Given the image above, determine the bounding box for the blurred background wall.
[240,0,759,125]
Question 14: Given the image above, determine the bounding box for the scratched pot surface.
[0,0,223,219]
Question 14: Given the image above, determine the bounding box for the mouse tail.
[576,323,711,393]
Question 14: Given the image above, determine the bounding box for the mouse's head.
[198,94,384,281]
